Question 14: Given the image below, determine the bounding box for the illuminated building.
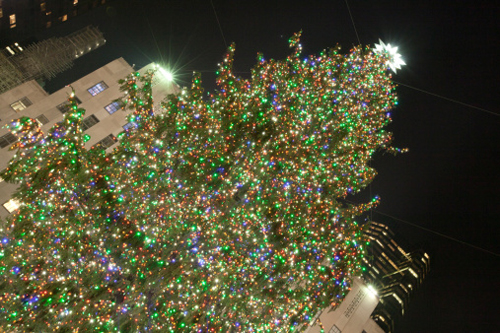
[306,222,429,333]
[0,58,180,218]
[305,277,384,333]
[0,25,105,94]
[363,222,430,332]
[0,0,111,46]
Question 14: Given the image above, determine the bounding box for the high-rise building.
[0,57,180,218]
[0,25,105,94]
[0,0,111,46]
[305,277,384,333]
[305,222,429,333]
[363,222,430,332]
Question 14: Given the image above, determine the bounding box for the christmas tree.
[0,33,402,332]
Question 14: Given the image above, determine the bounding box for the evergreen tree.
[0,33,402,332]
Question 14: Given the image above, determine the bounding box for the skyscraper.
[363,222,430,332]
[305,277,384,333]
[0,0,111,46]
[306,222,429,333]
[0,25,105,94]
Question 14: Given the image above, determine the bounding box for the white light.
[367,284,378,296]
[159,67,174,82]
[373,39,406,73]
[3,199,21,213]
[153,63,174,82]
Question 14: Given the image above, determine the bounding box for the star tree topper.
[373,39,406,73]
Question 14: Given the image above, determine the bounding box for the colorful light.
[0,33,402,332]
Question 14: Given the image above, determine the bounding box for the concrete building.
[306,277,384,333]
[0,57,180,218]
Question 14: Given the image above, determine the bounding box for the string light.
[0,33,402,332]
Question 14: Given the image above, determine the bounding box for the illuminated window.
[40,2,46,11]
[3,198,20,213]
[87,81,108,96]
[46,21,51,28]
[56,96,81,114]
[81,115,99,131]
[10,97,32,112]
[73,0,78,5]
[5,46,14,55]
[123,122,137,131]
[9,13,15,24]
[0,8,3,19]
[36,114,50,125]
[105,101,121,114]
[61,14,67,21]
[0,133,17,148]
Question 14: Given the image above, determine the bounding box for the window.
[56,96,81,114]
[46,21,51,28]
[329,325,341,333]
[81,115,99,131]
[73,0,78,5]
[0,133,17,148]
[0,8,3,19]
[61,14,67,21]
[40,2,46,11]
[94,134,117,150]
[9,13,15,24]
[123,122,137,131]
[3,198,20,214]
[10,97,32,112]
[105,101,121,114]
[87,81,108,96]
[36,114,50,125]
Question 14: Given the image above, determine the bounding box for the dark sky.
[39,0,500,331]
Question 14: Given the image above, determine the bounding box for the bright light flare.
[373,39,406,73]
[367,284,378,296]
[154,63,174,82]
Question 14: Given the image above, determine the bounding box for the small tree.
[0,33,401,332]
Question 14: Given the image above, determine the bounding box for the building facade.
[0,57,180,218]
[305,277,384,333]
[0,0,111,46]
[362,222,430,332]
[305,222,429,333]
[0,25,105,94]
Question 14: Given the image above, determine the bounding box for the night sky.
[37,0,500,331]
